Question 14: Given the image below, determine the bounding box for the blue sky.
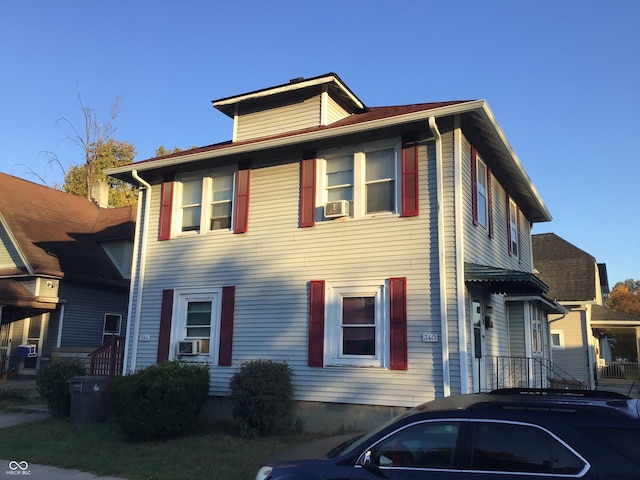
[0,0,638,286]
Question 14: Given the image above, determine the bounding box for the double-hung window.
[530,304,543,355]
[172,288,222,360]
[178,173,234,235]
[320,140,400,219]
[326,282,388,367]
[508,197,519,256]
[475,156,488,228]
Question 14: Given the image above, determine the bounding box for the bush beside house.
[109,361,209,441]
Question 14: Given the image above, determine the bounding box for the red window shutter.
[158,173,175,241]
[506,193,513,255]
[157,289,174,363]
[401,132,419,217]
[218,286,235,366]
[487,166,494,238]
[234,161,251,234]
[389,277,408,370]
[300,150,316,228]
[471,146,479,226]
[308,280,325,367]
[516,208,521,262]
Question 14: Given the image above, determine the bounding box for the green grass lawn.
[0,418,324,480]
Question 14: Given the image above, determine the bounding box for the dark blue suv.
[256,389,640,479]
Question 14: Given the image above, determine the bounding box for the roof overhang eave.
[106,100,551,223]
[474,104,552,223]
[504,295,569,314]
[107,100,487,178]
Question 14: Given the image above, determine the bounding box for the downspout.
[429,117,451,397]
[123,170,152,374]
[55,304,66,348]
[453,118,469,394]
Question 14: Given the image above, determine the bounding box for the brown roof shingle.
[0,173,133,285]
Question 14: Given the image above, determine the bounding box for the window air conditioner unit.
[324,200,349,218]
[177,340,201,356]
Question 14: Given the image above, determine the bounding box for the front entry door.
[471,300,486,392]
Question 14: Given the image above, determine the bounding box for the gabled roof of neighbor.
[532,233,599,302]
[0,173,135,285]
[107,73,552,223]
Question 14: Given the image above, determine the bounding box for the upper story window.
[508,197,520,257]
[177,173,234,235]
[471,145,493,235]
[319,140,400,220]
[476,156,488,227]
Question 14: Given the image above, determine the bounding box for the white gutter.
[453,118,469,394]
[429,116,451,397]
[123,170,152,374]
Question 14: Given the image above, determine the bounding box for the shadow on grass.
[0,416,328,480]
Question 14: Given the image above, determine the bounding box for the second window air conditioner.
[324,200,349,218]
[177,340,201,356]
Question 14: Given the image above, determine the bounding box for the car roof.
[407,388,640,420]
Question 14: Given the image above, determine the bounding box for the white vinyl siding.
[127,130,445,408]
[461,134,533,272]
[236,91,322,141]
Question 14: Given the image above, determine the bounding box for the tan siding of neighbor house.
[549,310,591,385]
[128,130,448,408]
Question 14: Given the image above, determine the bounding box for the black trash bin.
[68,375,109,425]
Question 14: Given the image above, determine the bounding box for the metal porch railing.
[89,335,125,378]
[488,356,587,390]
[599,361,640,380]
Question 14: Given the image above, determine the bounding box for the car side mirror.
[362,450,373,469]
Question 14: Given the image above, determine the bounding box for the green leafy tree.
[63,138,138,207]
[606,279,640,318]
[155,145,199,157]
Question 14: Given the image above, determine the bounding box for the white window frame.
[550,330,565,349]
[509,198,519,256]
[318,139,401,220]
[530,304,543,355]
[175,171,236,236]
[102,313,122,344]
[324,280,389,368]
[476,155,488,228]
[171,287,222,363]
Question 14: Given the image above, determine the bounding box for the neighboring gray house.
[0,173,134,376]
[532,233,640,389]
[108,73,565,428]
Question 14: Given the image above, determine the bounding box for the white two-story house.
[108,73,565,429]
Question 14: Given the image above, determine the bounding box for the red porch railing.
[89,336,125,378]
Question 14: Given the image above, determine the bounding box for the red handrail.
[89,336,125,378]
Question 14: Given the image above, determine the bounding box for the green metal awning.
[465,263,549,295]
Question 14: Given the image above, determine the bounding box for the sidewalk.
[0,459,127,480]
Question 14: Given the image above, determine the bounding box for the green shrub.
[110,361,210,442]
[35,358,86,418]
[229,360,294,437]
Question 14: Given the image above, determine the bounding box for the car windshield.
[328,411,411,458]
